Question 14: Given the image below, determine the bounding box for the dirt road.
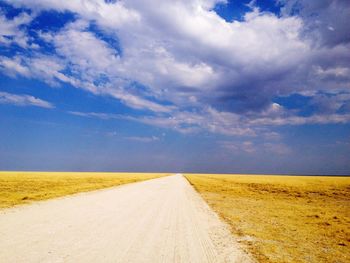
[0,174,252,262]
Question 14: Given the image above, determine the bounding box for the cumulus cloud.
[109,0,311,110]
[1,0,349,137]
[2,1,310,101]
[279,0,350,47]
[0,91,54,108]
[8,0,140,28]
[52,21,120,73]
[0,11,35,48]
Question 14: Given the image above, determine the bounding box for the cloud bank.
[1,0,349,138]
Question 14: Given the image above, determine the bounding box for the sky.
[0,0,349,175]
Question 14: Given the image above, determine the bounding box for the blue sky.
[0,0,349,174]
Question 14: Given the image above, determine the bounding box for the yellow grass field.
[185,174,350,263]
[0,171,168,209]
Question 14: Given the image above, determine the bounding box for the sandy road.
[0,174,252,263]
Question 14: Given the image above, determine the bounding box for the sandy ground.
[0,174,252,263]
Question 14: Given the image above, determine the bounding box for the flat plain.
[185,174,350,263]
[0,171,168,208]
[1,171,348,262]
[0,174,251,262]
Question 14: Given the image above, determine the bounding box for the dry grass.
[185,174,350,263]
[0,171,168,209]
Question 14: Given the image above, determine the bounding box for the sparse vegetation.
[0,171,168,209]
[185,174,350,263]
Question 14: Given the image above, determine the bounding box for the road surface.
[0,174,252,262]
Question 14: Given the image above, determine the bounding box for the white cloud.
[220,140,256,153]
[0,54,80,88]
[68,111,121,120]
[70,107,255,136]
[36,20,174,113]
[104,87,174,113]
[0,56,31,77]
[5,0,311,104]
[0,11,34,48]
[51,21,120,73]
[9,0,140,28]
[220,140,291,155]
[69,101,350,138]
[69,109,240,136]
[125,136,159,143]
[1,0,350,137]
[0,91,54,108]
[249,114,350,126]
